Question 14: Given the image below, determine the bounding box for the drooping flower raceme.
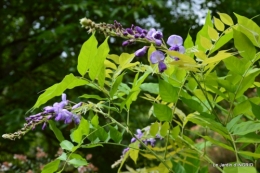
[167,35,185,60]
[150,50,167,72]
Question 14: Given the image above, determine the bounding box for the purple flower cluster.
[134,34,185,73]
[25,94,81,130]
[122,129,163,155]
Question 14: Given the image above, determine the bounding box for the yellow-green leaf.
[202,50,235,65]
[200,35,212,50]
[129,142,139,164]
[160,122,169,137]
[218,12,234,26]
[150,122,159,137]
[208,26,219,41]
[214,17,225,31]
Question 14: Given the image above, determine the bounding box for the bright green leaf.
[91,115,99,128]
[150,122,159,137]
[140,83,159,94]
[41,159,60,173]
[89,37,110,80]
[129,142,139,164]
[60,140,74,151]
[218,12,234,26]
[48,120,65,142]
[153,103,172,122]
[79,94,107,100]
[57,153,67,161]
[32,74,88,109]
[223,165,257,173]
[68,158,88,168]
[214,17,225,31]
[159,79,179,103]
[77,33,98,76]
[109,125,122,143]
[160,122,169,137]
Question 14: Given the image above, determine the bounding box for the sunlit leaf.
[218,12,234,26]
[214,17,225,31]
[41,159,60,173]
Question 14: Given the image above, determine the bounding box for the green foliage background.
[1,0,260,172]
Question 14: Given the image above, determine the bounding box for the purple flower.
[136,129,143,139]
[158,61,167,72]
[135,46,148,57]
[73,114,81,125]
[135,26,143,34]
[150,51,167,73]
[72,102,82,109]
[42,122,47,130]
[147,138,156,147]
[122,147,129,155]
[150,50,165,63]
[131,137,136,143]
[146,28,156,40]
[126,28,134,35]
[152,31,163,40]
[167,35,185,59]
[43,106,54,113]
[122,40,130,46]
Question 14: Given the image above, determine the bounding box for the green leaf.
[223,165,257,173]
[48,120,65,142]
[110,72,124,97]
[234,29,256,61]
[150,122,159,137]
[60,140,74,151]
[118,53,135,69]
[200,35,212,50]
[236,68,260,97]
[70,117,90,143]
[208,26,219,41]
[77,33,98,76]
[140,83,159,94]
[202,50,234,65]
[41,159,60,173]
[57,152,67,161]
[238,151,260,159]
[214,17,225,31]
[79,94,107,100]
[231,121,260,135]
[184,32,194,58]
[160,122,169,137]
[153,103,172,122]
[250,101,260,120]
[209,29,233,55]
[236,133,260,143]
[195,11,213,51]
[234,13,260,47]
[32,73,88,109]
[159,79,179,103]
[97,65,106,87]
[109,125,122,143]
[89,37,110,80]
[202,136,234,151]
[68,158,88,168]
[96,127,108,141]
[129,142,139,164]
[223,56,249,75]
[91,115,99,128]
[226,115,242,131]
[181,97,204,113]
[218,12,233,26]
[171,161,186,173]
[171,126,180,139]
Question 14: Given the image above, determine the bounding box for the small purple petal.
[122,40,129,46]
[131,137,136,143]
[167,35,183,46]
[126,28,134,35]
[73,114,81,125]
[122,147,129,155]
[43,106,54,113]
[131,24,135,30]
[135,46,148,57]
[134,34,140,38]
[150,51,165,64]
[135,26,143,34]
[146,28,156,39]
[158,61,167,73]
[55,112,64,121]
[142,29,148,35]
[123,31,128,36]
[152,31,163,40]
[72,102,82,109]
[155,39,162,46]
[62,93,67,102]
[42,122,47,130]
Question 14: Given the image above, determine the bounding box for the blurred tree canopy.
[1,0,260,172]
